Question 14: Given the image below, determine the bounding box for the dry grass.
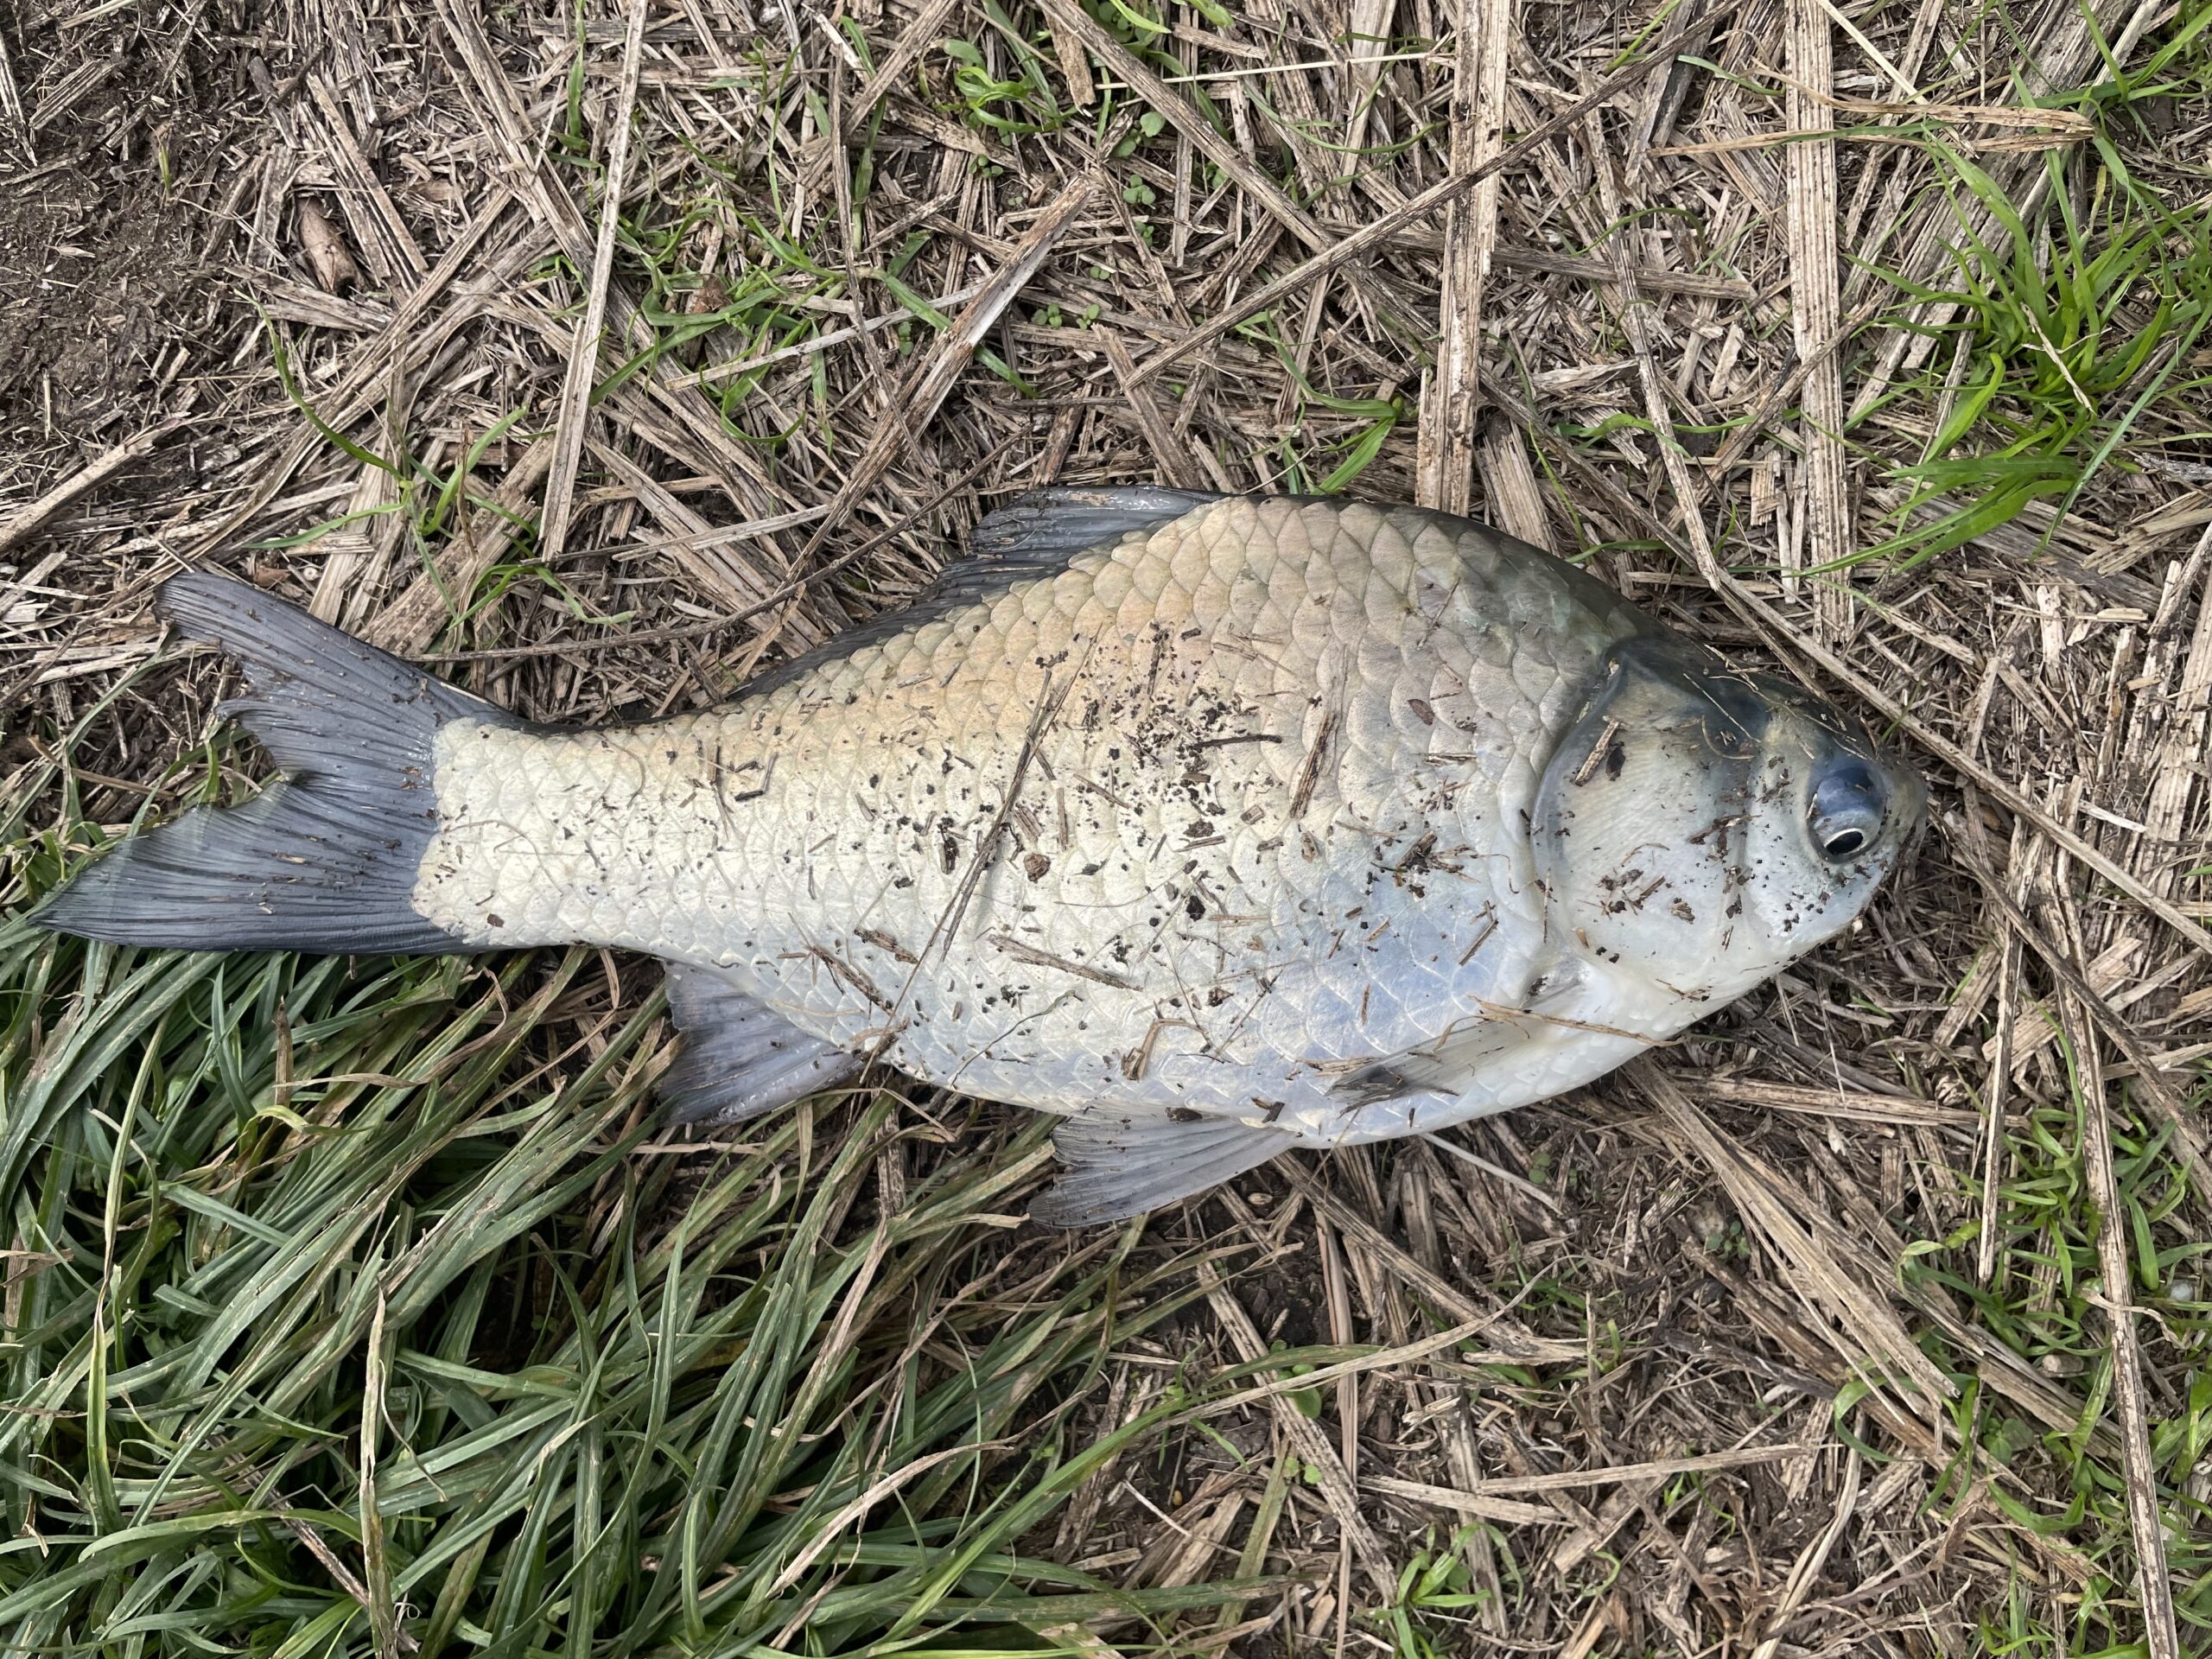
[2,0,2209,1653]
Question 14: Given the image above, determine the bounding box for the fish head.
[1530,635,1923,1012]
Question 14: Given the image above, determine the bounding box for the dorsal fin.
[734,487,1227,702]
[967,486,1228,563]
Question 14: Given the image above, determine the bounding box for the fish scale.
[34,489,1923,1223]
[413,497,1637,1133]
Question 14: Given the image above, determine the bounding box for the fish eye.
[1808,758,1886,863]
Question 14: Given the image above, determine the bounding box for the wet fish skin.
[32,490,1923,1221]
[411,495,1651,1131]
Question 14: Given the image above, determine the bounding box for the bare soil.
[0,10,260,445]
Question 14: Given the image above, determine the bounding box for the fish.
[33,489,1923,1224]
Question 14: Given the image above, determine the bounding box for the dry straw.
[0,0,2206,1651]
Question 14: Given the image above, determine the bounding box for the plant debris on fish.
[35,489,1924,1224]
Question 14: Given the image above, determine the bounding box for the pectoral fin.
[1327,1019,1533,1108]
[660,963,861,1126]
[1033,1111,1295,1227]
[1327,965,1588,1107]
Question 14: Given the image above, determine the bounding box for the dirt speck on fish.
[35,490,1924,1224]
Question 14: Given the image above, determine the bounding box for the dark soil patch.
[0,158,206,429]
[0,5,263,446]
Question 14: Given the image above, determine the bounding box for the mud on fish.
[35,490,1924,1224]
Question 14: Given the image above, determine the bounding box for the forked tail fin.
[32,574,522,955]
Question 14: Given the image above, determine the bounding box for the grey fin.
[1328,965,1589,1107]
[732,487,1226,702]
[966,486,1229,563]
[32,575,522,955]
[659,963,861,1127]
[1327,1022,1531,1108]
[1032,1110,1295,1228]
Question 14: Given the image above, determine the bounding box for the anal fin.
[660,963,860,1127]
[1033,1111,1294,1227]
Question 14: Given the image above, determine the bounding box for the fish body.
[35,490,1922,1221]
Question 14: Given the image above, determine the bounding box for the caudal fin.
[33,574,522,955]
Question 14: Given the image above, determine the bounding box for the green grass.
[1905,1065,2212,1653]
[1859,140,2212,569]
[1358,1526,1494,1658]
[1871,27,2212,1641]
[0,784,1308,1653]
[1855,14,2212,570]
